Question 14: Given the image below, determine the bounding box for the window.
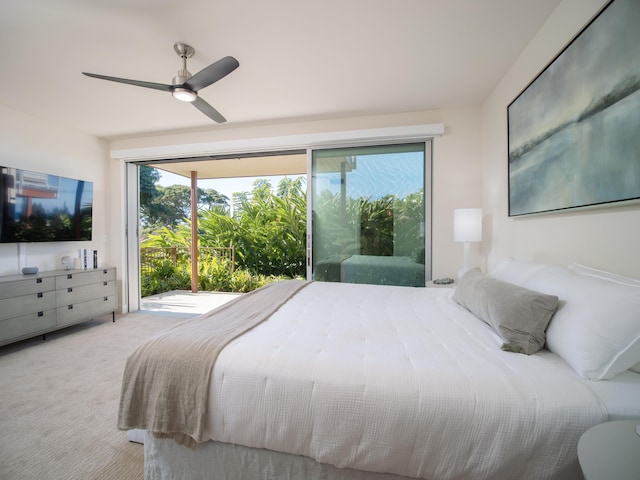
[311,142,430,287]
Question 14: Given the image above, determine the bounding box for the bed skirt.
[144,432,416,480]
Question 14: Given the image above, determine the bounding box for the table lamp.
[454,208,482,280]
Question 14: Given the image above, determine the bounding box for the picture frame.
[507,0,640,217]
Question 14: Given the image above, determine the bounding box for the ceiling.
[0,0,562,140]
[152,152,306,179]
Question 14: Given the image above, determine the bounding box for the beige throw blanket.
[118,280,310,448]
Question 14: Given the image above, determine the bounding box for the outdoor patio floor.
[140,290,242,317]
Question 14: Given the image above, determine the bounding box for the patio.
[140,290,242,317]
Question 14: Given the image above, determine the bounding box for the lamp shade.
[454,208,482,242]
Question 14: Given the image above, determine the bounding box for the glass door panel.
[311,143,428,287]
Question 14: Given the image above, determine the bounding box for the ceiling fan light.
[172,88,197,102]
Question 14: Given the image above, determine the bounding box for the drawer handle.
[38,311,44,317]
[103,281,108,286]
[67,274,73,279]
[37,292,43,298]
[68,287,73,293]
[104,297,108,301]
[103,269,108,274]
[68,305,74,310]
[37,278,43,284]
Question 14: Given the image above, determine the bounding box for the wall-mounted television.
[0,166,93,243]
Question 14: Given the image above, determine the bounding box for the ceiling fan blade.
[184,56,239,92]
[192,96,227,123]
[82,72,173,92]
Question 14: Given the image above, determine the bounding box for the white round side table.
[577,420,640,480]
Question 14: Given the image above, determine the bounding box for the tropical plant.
[141,176,307,294]
[140,259,191,297]
[140,173,229,231]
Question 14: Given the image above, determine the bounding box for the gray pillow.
[453,268,559,354]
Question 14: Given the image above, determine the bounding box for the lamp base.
[457,241,472,281]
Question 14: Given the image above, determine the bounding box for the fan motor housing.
[172,69,192,85]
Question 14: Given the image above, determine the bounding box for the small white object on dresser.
[0,267,117,347]
[577,420,640,480]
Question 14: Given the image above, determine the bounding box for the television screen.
[0,166,93,243]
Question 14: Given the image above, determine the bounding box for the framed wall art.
[507,0,640,216]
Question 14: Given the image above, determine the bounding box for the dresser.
[0,267,117,346]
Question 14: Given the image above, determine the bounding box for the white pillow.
[568,263,640,287]
[489,257,549,286]
[569,264,640,375]
[521,265,640,380]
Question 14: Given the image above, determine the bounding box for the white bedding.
[581,370,640,420]
[198,282,609,480]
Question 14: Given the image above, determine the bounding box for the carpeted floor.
[0,312,186,480]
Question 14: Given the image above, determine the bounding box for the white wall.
[110,108,483,282]
[481,0,640,279]
[431,108,482,278]
[0,105,123,303]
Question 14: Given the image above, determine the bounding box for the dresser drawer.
[0,310,57,344]
[0,276,55,300]
[55,268,116,289]
[56,280,116,306]
[0,291,57,321]
[56,295,117,326]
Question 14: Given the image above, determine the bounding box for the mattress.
[194,282,609,480]
[581,370,640,420]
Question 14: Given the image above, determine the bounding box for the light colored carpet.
[0,312,186,480]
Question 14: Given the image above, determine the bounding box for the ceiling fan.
[83,43,239,123]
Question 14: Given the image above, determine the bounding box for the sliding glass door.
[310,142,431,287]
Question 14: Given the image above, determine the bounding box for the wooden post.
[191,171,198,293]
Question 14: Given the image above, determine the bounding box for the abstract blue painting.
[507,0,640,216]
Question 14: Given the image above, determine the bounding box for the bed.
[120,259,640,480]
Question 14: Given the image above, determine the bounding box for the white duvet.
[203,282,608,480]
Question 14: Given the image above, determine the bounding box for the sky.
[157,170,303,201]
[314,151,424,200]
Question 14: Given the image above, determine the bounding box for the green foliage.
[146,176,308,278]
[393,189,425,258]
[140,254,286,297]
[140,259,191,297]
[139,166,161,206]
[312,189,424,261]
[139,167,229,231]
[141,176,307,295]
[143,226,192,248]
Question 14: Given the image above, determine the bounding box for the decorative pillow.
[521,265,640,380]
[453,268,559,355]
[489,257,549,287]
